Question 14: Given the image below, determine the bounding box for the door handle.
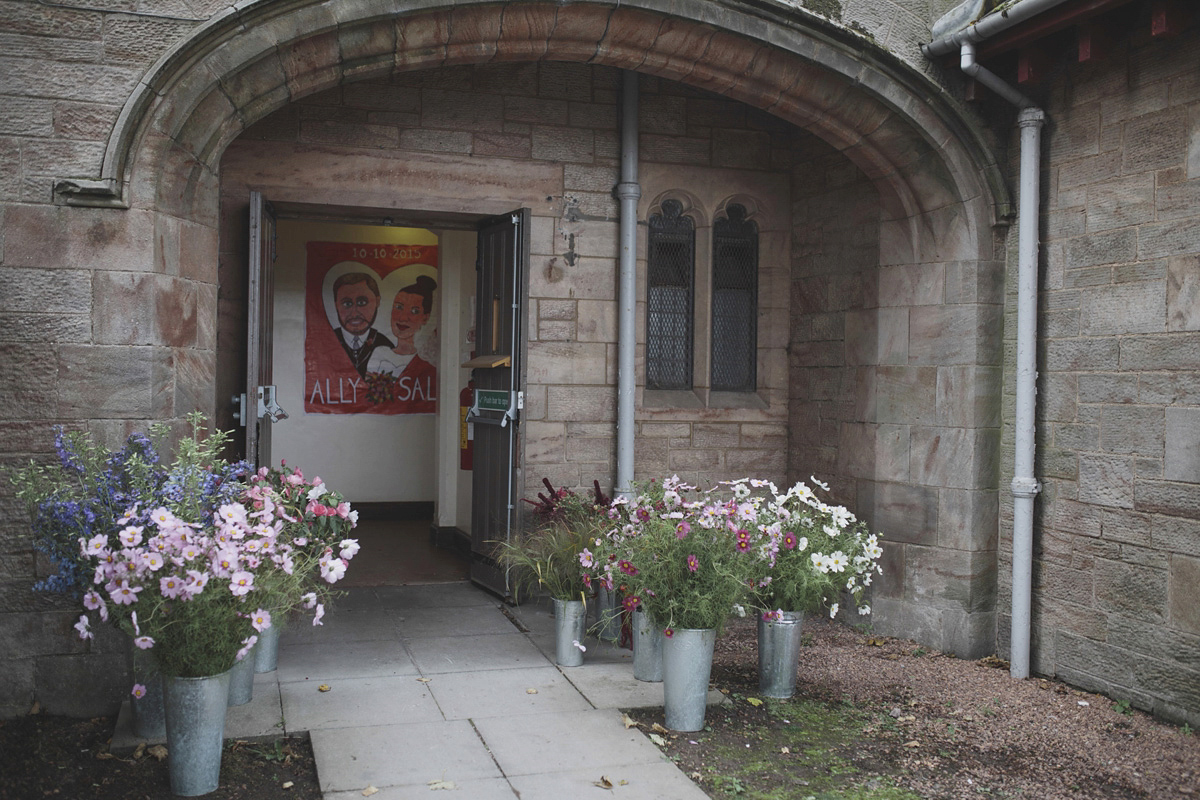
[257,385,288,423]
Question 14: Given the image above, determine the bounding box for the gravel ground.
[704,614,1199,799]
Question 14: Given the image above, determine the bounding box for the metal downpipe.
[960,42,1044,681]
[615,70,641,499]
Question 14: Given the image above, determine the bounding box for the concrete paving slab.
[373,581,498,609]
[425,666,592,720]
[473,708,665,777]
[324,777,518,799]
[405,632,550,674]
[225,671,285,741]
[324,586,383,612]
[311,719,503,793]
[395,604,515,638]
[279,609,402,647]
[276,638,418,683]
[560,661,727,711]
[506,761,711,800]
[281,674,443,732]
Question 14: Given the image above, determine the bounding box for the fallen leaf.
[650,722,669,735]
[903,740,920,748]
[28,701,41,716]
[593,775,614,789]
[282,781,294,789]
[318,684,331,693]
[689,771,702,780]
[417,678,432,683]
[133,743,146,760]
[621,713,638,729]
[428,779,457,790]
[148,745,168,761]
[781,746,791,754]
[618,780,628,786]
[648,733,667,746]
[362,786,379,797]
[96,752,115,760]
[746,697,763,707]
[899,715,916,722]
[865,636,887,646]
[526,688,538,695]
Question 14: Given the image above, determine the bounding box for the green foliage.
[501,481,610,602]
[1113,699,1133,716]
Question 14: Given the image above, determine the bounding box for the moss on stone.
[802,0,843,23]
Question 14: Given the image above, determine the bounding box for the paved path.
[114,582,717,798]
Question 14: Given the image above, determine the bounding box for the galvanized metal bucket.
[165,669,231,796]
[553,598,587,667]
[757,611,804,699]
[131,648,166,739]
[594,586,621,642]
[662,627,716,731]
[632,608,663,682]
[253,623,281,674]
[227,645,256,706]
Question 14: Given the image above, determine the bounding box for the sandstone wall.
[995,17,1200,726]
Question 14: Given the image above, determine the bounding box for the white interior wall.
[272,219,440,503]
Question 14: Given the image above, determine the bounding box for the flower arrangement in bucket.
[742,476,884,697]
[498,479,612,666]
[584,475,883,726]
[10,414,359,795]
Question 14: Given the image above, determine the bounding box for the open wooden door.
[465,209,529,597]
[244,191,287,468]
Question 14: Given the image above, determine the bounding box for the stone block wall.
[788,133,1005,659]
[995,19,1200,726]
[223,64,800,499]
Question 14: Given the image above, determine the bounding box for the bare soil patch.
[0,712,320,800]
[631,615,1199,799]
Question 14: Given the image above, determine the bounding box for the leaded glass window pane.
[711,204,757,392]
[646,200,694,390]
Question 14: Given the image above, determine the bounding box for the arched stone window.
[711,203,758,392]
[646,198,696,390]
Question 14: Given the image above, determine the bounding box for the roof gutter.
[922,0,1076,58]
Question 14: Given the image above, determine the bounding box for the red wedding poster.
[304,241,439,415]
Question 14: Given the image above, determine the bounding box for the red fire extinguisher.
[459,380,475,470]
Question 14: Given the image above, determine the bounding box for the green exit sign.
[475,389,511,411]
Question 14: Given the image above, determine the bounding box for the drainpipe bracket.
[1017,107,1046,126]
[615,182,641,201]
[1011,476,1042,498]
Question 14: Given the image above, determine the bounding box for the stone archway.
[77,0,1010,657]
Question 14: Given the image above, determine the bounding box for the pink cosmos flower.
[736,539,751,552]
[687,554,699,573]
[140,551,164,571]
[783,532,798,550]
[235,635,258,662]
[320,557,347,584]
[131,684,146,699]
[118,526,143,548]
[582,573,593,589]
[664,628,674,638]
[183,569,209,597]
[618,560,639,576]
[229,570,255,596]
[621,595,640,612]
[160,575,185,599]
[339,539,360,560]
[74,614,93,640]
[579,549,595,568]
[109,579,142,606]
[301,592,318,609]
[312,603,325,626]
[251,608,272,632]
[134,636,154,650]
[84,534,108,556]
[675,521,691,539]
